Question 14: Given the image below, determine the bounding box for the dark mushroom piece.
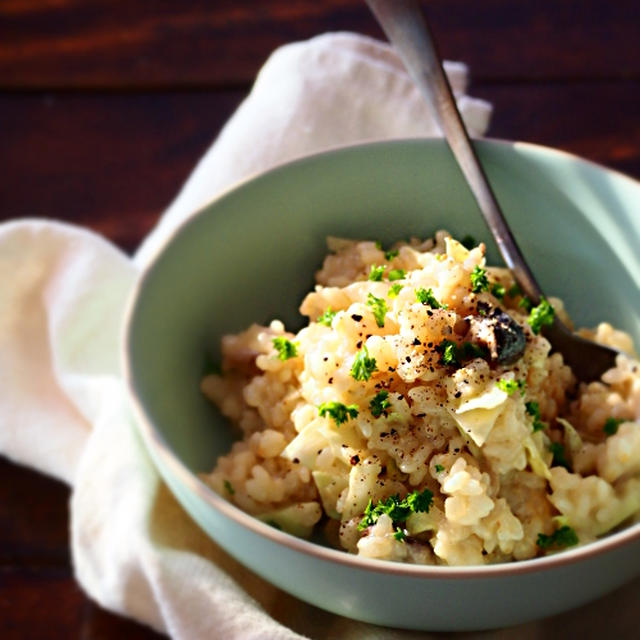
[467,303,526,365]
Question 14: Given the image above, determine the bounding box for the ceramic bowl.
[123,139,640,631]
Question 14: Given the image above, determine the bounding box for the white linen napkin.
[5,31,634,640]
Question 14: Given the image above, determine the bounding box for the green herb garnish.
[351,345,378,382]
[385,248,399,261]
[490,282,506,301]
[528,297,555,334]
[415,287,447,309]
[317,307,337,327]
[525,401,546,432]
[537,525,579,550]
[434,464,444,473]
[460,341,488,360]
[438,339,460,367]
[388,283,403,298]
[470,265,490,293]
[224,480,235,495]
[406,489,434,513]
[388,268,405,281]
[603,417,624,437]
[549,441,570,470]
[435,339,486,368]
[370,390,391,418]
[497,378,526,396]
[272,337,298,361]
[393,529,407,542]
[358,489,434,531]
[518,296,533,312]
[368,265,385,281]
[318,401,359,427]
[367,293,387,327]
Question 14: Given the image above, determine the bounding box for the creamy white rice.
[201,232,640,565]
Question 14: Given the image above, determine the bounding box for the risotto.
[200,232,640,566]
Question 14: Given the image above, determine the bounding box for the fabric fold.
[0,220,135,483]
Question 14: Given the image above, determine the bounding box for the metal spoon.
[366,0,621,381]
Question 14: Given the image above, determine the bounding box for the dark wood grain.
[0,456,164,639]
[0,457,70,564]
[0,90,243,250]
[0,0,638,88]
[0,566,164,639]
[475,80,640,178]
[1,81,637,251]
[1,1,638,637]
[0,567,84,638]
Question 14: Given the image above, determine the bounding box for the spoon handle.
[366,0,543,302]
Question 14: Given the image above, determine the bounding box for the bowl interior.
[126,138,640,476]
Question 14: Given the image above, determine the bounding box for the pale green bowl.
[124,139,640,631]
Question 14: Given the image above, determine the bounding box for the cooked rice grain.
[200,233,640,565]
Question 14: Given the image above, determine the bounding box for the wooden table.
[1,2,638,637]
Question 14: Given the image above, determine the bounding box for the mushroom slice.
[467,304,526,365]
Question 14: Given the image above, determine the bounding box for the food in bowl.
[200,231,640,566]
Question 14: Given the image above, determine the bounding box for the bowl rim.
[133,136,640,270]
[123,137,640,580]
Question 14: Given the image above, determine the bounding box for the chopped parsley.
[470,265,490,293]
[490,282,506,301]
[537,525,579,550]
[461,234,476,250]
[415,286,447,309]
[603,416,624,437]
[525,401,540,417]
[437,340,487,368]
[223,480,235,495]
[385,248,399,261]
[375,242,399,261]
[393,529,407,542]
[318,401,359,427]
[434,464,445,473]
[525,401,546,432]
[358,489,434,531]
[388,283,403,298]
[351,345,378,381]
[388,268,405,281]
[438,339,460,367]
[459,341,488,361]
[518,296,533,312]
[272,337,298,361]
[369,390,391,418]
[367,293,387,327]
[317,307,337,327]
[497,378,526,396]
[368,264,385,281]
[528,297,555,334]
[549,441,570,470]
[406,489,433,513]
